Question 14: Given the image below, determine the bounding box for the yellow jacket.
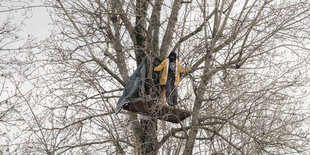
[154,59,191,86]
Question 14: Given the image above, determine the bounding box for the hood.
[168,51,176,62]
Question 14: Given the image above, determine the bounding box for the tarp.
[115,62,146,114]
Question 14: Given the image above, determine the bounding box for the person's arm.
[154,59,166,71]
[178,62,192,73]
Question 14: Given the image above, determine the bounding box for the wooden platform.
[123,99,191,123]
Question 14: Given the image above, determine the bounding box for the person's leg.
[167,85,177,106]
[161,85,167,104]
[171,86,178,106]
[167,84,178,106]
[165,84,173,105]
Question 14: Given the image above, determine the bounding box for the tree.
[0,0,42,154]
[5,0,310,154]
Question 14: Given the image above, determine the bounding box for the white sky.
[0,3,52,146]
[22,7,51,40]
[0,1,51,40]
[0,2,51,97]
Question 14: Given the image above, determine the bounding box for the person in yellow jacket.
[154,51,191,106]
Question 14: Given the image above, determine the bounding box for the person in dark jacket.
[154,51,191,106]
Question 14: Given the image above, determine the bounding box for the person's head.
[169,51,177,62]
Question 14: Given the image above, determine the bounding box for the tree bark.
[147,0,163,56]
[140,119,157,155]
[135,0,148,65]
[135,0,158,154]
[159,0,182,59]
[182,78,207,155]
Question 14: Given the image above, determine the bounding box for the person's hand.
[188,68,193,73]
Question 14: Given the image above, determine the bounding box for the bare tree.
[5,0,310,154]
[0,1,45,154]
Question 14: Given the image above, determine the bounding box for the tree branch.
[56,0,126,86]
[172,9,216,52]
[113,0,137,46]
[159,0,182,58]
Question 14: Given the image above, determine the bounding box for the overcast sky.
[0,2,51,101]
[0,1,51,41]
[23,7,51,40]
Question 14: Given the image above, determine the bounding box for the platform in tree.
[123,99,191,123]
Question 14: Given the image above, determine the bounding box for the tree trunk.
[182,84,205,155]
[140,119,157,155]
[183,48,212,155]
[135,0,158,154]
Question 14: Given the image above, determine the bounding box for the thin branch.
[172,9,216,52]
[56,0,125,86]
[57,139,132,154]
[201,127,244,154]
[113,0,137,45]
[42,112,114,130]
[0,5,51,13]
